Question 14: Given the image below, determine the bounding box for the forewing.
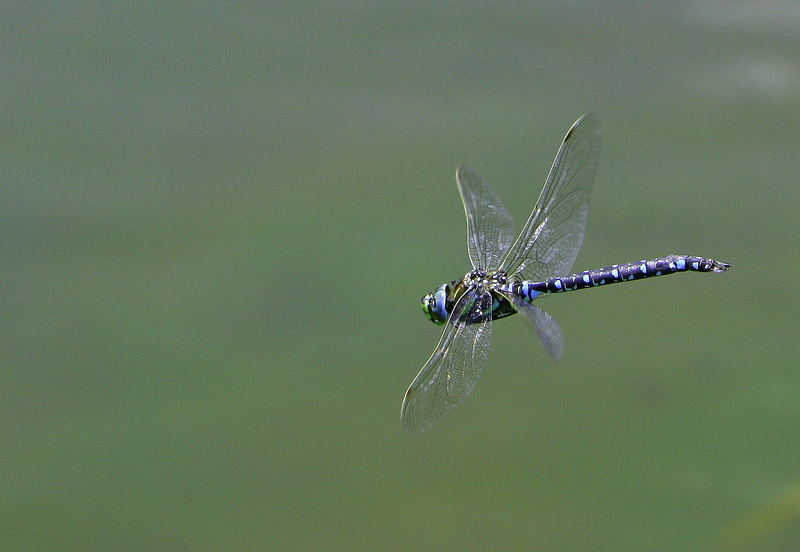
[502,292,564,361]
[401,288,494,434]
[500,114,601,280]
[456,165,514,271]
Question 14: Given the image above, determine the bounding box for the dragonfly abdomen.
[510,254,730,300]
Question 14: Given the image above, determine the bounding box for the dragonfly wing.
[499,114,601,281]
[401,288,494,434]
[501,291,564,361]
[456,165,514,271]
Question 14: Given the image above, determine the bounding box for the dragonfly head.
[421,283,450,325]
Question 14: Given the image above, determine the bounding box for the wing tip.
[455,164,476,182]
[400,411,427,435]
[565,113,601,142]
[400,388,421,434]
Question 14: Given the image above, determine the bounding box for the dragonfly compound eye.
[420,293,433,315]
[420,285,449,325]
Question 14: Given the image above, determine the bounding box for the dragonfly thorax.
[462,269,509,289]
[421,270,510,325]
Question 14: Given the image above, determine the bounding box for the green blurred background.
[3,2,799,550]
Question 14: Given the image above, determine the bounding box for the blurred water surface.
[3,2,800,551]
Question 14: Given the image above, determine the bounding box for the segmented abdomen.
[508,254,730,301]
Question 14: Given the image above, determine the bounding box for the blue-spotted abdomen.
[502,254,730,301]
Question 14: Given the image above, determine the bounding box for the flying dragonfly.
[402,114,731,434]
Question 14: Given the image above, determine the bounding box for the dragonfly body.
[423,254,731,326]
[403,115,730,434]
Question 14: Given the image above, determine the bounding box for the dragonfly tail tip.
[710,260,731,273]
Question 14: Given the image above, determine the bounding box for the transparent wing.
[501,292,564,361]
[401,288,494,434]
[456,165,515,271]
[499,114,602,280]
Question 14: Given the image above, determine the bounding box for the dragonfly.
[401,114,731,434]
